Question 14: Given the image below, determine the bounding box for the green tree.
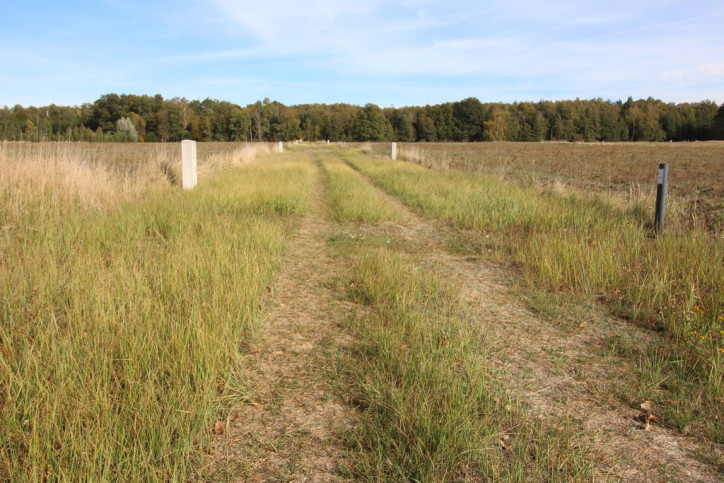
[551,101,579,141]
[452,97,485,141]
[324,104,358,140]
[90,94,122,132]
[248,99,279,141]
[599,101,625,141]
[388,109,415,142]
[711,103,724,140]
[514,103,546,141]
[228,109,251,141]
[415,113,436,142]
[691,100,718,140]
[352,104,390,141]
[428,103,455,141]
[622,98,664,141]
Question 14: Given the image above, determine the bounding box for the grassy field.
[1,141,721,480]
[335,249,593,480]
[0,141,253,166]
[354,141,724,235]
[321,156,399,222]
[345,145,723,444]
[0,142,310,479]
[316,151,594,480]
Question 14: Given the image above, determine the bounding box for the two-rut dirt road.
[203,147,722,481]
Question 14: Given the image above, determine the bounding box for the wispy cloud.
[1,0,722,106]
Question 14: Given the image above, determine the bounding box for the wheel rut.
[203,148,721,482]
[203,157,357,481]
[338,152,723,482]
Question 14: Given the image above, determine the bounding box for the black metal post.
[654,163,668,234]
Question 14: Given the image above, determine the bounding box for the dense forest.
[2,94,724,143]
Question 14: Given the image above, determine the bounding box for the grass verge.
[0,151,313,479]
[347,153,724,443]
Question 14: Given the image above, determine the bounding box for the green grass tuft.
[322,155,398,223]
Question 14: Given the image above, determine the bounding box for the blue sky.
[1,0,723,108]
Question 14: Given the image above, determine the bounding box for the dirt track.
[204,147,722,481]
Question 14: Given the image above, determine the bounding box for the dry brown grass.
[0,141,248,166]
[199,143,273,173]
[0,141,275,214]
[409,142,724,199]
[397,144,450,170]
[357,141,724,233]
[1,142,164,214]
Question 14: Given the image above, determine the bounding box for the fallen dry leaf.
[213,421,224,435]
[639,401,658,430]
[636,407,658,431]
[500,434,510,449]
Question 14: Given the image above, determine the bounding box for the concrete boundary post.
[181,140,197,190]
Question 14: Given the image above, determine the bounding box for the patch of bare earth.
[343,154,723,482]
[449,260,723,481]
[202,161,357,481]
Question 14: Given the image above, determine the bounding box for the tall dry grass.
[0,142,167,215]
[397,144,450,170]
[390,141,724,235]
[0,141,276,206]
[198,143,274,173]
[0,142,311,479]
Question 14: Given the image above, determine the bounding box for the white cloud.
[200,0,723,80]
[660,62,724,86]
[3,0,723,105]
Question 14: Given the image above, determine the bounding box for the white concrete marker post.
[181,140,197,190]
[391,142,397,160]
[279,141,284,153]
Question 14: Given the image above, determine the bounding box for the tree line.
[2,93,723,143]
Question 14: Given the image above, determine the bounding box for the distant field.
[355,141,724,233]
[0,141,246,168]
